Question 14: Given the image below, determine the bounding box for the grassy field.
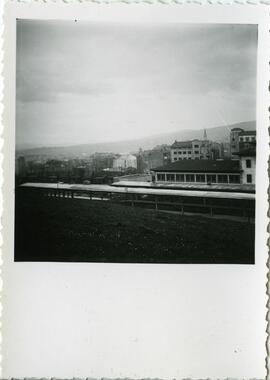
[15,192,255,263]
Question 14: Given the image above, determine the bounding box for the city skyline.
[16,21,257,148]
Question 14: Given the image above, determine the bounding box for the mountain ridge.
[17,120,256,158]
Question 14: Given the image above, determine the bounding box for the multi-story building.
[238,151,256,184]
[231,129,256,184]
[170,140,208,161]
[170,139,221,162]
[238,130,256,144]
[230,127,244,156]
[90,152,115,172]
[235,135,256,185]
[229,128,256,157]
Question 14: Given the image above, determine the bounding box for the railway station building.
[151,159,255,186]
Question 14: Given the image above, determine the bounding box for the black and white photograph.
[15,19,258,263]
[3,3,269,379]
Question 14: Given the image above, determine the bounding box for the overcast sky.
[16,20,257,148]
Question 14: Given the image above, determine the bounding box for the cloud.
[16,20,258,146]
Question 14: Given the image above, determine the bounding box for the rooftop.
[112,180,255,194]
[231,127,244,132]
[171,141,193,149]
[171,139,210,149]
[152,159,241,173]
[238,130,256,136]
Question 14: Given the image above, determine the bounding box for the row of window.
[173,151,198,155]
[172,158,253,167]
[239,136,256,142]
[174,156,208,161]
[174,157,192,161]
[156,173,241,184]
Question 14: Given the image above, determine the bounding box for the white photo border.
[2,2,269,379]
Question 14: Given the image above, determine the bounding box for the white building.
[170,130,221,162]
[238,151,256,185]
[113,154,137,171]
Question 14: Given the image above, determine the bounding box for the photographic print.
[3,3,269,379]
[15,20,258,263]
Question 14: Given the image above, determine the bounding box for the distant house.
[151,159,242,185]
[137,145,171,171]
[113,154,137,171]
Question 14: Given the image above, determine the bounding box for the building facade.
[152,160,241,185]
[238,130,256,144]
[230,127,244,156]
[232,130,256,184]
[229,128,256,158]
[239,155,256,184]
[113,154,137,171]
[170,139,222,162]
[138,145,171,171]
[170,140,211,161]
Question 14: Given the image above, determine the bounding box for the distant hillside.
[17,120,255,158]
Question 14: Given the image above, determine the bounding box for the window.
[196,174,206,183]
[176,174,185,182]
[186,174,195,182]
[188,151,192,154]
[206,174,217,183]
[194,150,199,154]
[247,174,252,183]
[174,151,177,155]
[167,174,175,182]
[239,137,244,142]
[245,137,249,142]
[183,151,186,154]
[217,175,228,183]
[194,144,199,148]
[246,159,251,168]
[229,175,240,184]
[157,173,165,181]
[178,151,182,155]
[174,158,178,161]
[252,137,256,141]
